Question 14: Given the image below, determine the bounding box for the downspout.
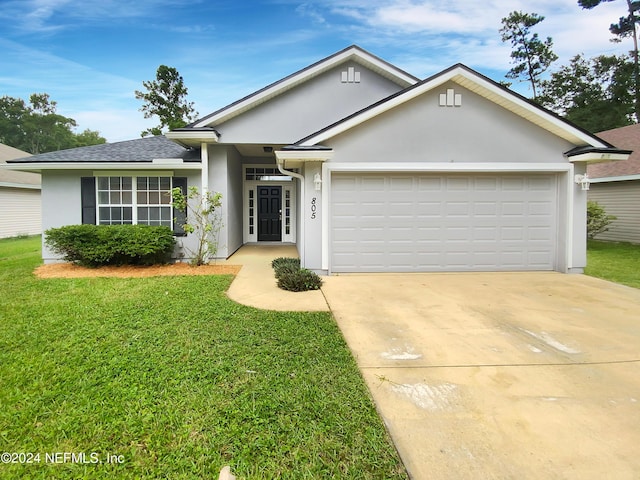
[277,159,305,263]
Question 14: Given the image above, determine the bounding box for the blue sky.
[0,0,631,142]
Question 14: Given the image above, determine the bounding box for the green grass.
[586,240,640,289]
[0,236,407,479]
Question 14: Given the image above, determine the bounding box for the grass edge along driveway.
[0,236,407,479]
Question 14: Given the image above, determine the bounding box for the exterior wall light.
[313,172,322,191]
[574,174,590,191]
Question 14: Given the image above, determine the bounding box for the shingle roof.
[6,135,199,163]
[588,124,640,178]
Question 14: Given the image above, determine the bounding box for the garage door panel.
[331,173,558,272]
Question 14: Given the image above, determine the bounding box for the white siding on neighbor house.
[0,187,41,238]
[588,180,640,244]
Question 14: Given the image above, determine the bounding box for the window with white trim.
[97,176,173,227]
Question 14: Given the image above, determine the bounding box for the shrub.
[587,201,616,239]
[45,224,176,267]
[276,268,323,292]
[271,257,322,292]
[271,257,301,275]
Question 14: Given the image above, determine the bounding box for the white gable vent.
[439,88,462,107]
[341,66,361,83]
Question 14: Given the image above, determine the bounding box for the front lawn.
[586,240,640,289]
[0,236,407,479]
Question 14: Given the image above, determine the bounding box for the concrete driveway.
[321,272,640,479]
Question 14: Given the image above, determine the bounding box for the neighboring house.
[4,45,631,273]
[587,124,640,243]
[0,143,40,238]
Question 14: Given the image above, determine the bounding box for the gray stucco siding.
[324,82,574,164]
[214,62,405,144]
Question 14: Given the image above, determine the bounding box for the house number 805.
[310,197,317,219]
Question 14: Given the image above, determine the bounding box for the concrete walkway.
[223,244,328,312]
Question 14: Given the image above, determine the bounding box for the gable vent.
[439,88,462,107]
[341,66,361,83]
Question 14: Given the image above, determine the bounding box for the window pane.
[99,207,110,222]
[98,177,108,190]
[149,192,160,204]
[160,192,171,204]
[149,177,159,190]
[160,177,171,190]
[137,177,147,190]
[137,192,147,204]
[122,192,132,204]
[98,192,109,204]
[138,207,148,221]
[149,207,160,221]
[110,192,121,204]
[123,207,132,222]
[122,177,132,190]
[161,208,171,221]
[109,177,120,189]
[112,207,122,222]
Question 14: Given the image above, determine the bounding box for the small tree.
[171,187,223,266]
[587,200,617,239]
[499,11,558,99]
[135,65,198,137]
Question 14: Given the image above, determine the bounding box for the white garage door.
[331,173,558,272]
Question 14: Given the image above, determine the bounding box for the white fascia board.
[1,162,202,172]
[590,174,640,183]
[566,152,630,163]
[326,162,572,173]
[193,48,419,129]
[0,182,41,190]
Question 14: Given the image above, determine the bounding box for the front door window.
[258,186,282,241]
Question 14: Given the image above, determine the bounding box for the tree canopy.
[134,65,198,137]
[538,54,634,131]
[578,0,640,121]
[0,93,106,154]
[499,11,558,99]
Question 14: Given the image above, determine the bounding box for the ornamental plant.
[587,200,616,239]
[171,186,223,266]
[271,257,322,292]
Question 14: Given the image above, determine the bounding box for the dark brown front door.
[258,186,282,241]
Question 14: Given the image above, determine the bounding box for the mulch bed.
[34,262,242,279]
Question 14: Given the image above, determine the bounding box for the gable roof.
[6,136,199,164]
[588,124,640,179]
[296,63,615,151]
[189,45,419,129]
[0,143,39,188]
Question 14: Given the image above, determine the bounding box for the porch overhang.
[564,146,632,164]
[274,146,333,169]
[166,128,220,148]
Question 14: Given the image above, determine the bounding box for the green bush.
[587,201,616,239]
[276,268,323,292]
[271,257,322,292]
[45,224,176,267]
[271,257,301,276]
